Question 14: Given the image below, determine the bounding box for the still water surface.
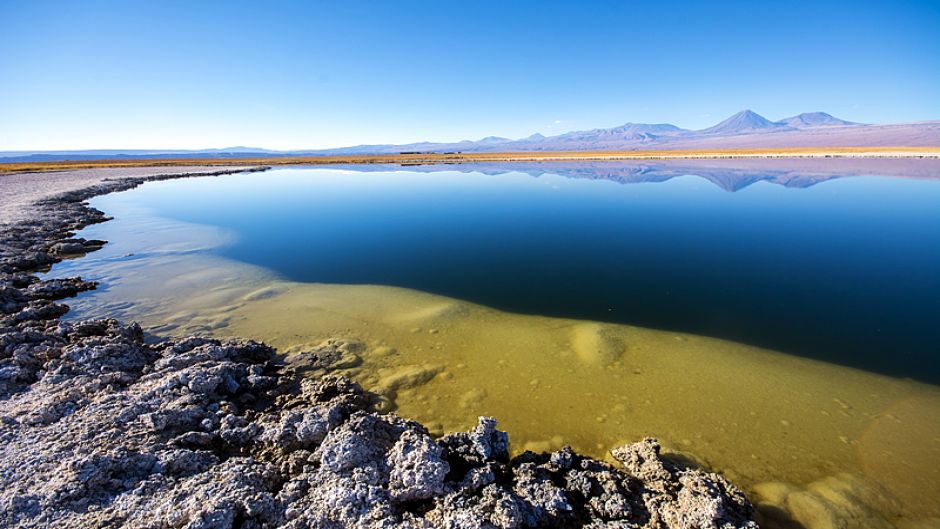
[48,161,940,528]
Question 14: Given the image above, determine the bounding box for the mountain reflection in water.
[375,156,940,191]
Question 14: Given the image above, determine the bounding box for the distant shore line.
[2,146,939,174]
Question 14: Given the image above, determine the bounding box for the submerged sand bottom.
[55,243,940,529]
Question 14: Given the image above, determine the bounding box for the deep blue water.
[88,163,940,382]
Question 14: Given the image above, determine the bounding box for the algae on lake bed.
[57,249,940,528]
[213,281,940,528]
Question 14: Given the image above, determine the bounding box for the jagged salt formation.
[0,168,758,528]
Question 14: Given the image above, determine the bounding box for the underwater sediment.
[0,168,758,528]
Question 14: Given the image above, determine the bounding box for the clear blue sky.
[1,0,938,150]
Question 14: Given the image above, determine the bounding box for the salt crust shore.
[0,166,263,225]
[0,167,757,528]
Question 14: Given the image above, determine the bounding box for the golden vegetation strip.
[2,146,939,174]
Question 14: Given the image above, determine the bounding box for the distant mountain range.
[2,110,938,162]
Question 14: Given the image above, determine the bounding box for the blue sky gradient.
[1,0,938,150]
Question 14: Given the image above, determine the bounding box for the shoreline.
[0,167,759,527]
[2,146,939,174]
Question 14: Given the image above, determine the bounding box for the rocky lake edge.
[0,167,759,528]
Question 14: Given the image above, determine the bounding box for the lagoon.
[47,160,940,528]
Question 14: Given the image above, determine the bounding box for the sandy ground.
[0,166,261,225]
